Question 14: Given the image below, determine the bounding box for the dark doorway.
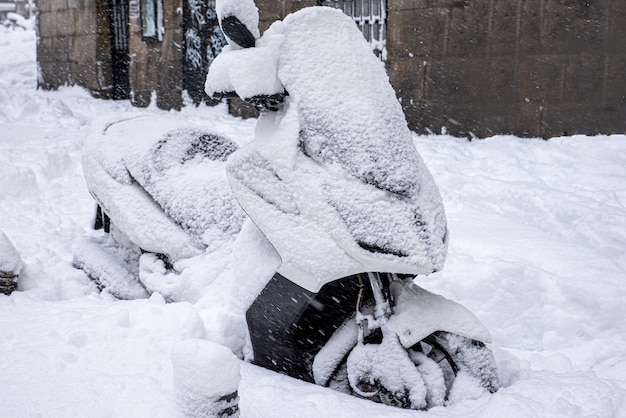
[182,0,226,105]
[108,0,131,100]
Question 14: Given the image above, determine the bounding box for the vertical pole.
[366,272,391,321]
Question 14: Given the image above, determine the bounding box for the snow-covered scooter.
[76,2,499,410]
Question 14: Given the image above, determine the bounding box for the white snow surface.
[1,25,626,417]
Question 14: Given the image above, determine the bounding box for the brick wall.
[387,0,626,138]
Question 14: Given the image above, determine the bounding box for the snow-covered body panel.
[217,7,448,292]
[205,43,284,99]
[82,114,245,261]
[277,8,426,197]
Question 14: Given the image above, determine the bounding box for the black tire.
[423,331,500,395]
[322,330,499,410]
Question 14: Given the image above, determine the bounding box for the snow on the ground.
[1,26,626,417]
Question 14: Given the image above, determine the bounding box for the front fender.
[388,280,492,348]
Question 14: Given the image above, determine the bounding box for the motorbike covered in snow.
[76,3,499,410]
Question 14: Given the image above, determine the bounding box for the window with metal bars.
[317,0,387,60]
[141,0,163,41]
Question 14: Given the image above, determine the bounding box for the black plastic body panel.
[246,272,370,382]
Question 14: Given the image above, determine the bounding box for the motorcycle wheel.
[319,329,499,410]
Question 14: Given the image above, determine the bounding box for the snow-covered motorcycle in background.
[75,1,499,410]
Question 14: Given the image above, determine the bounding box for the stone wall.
[387,0,626,138]
[37,0,113,97]
[37,0,625,136]
[239,0,626,137]
[256,0,317,30]
[37,0,183,108]
[127,0,184,110]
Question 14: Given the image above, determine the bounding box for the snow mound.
[72,232,148,300]
[171,339,241,417]
[0,229,22,276]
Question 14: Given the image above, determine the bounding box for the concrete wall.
[387,0,626,138]
[37,0,113,97]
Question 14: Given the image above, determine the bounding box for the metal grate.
[108,0,130,99]
[110,0,129,52]
[318,0,387,60]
